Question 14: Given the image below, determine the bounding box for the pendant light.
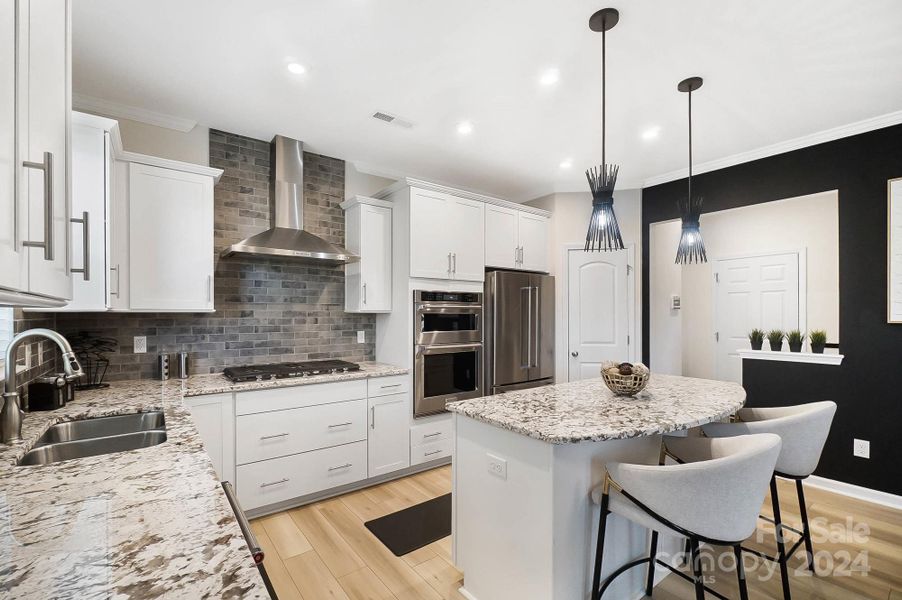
[675,76,708,264]
[584,8,624,252]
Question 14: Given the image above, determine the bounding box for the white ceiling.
[72,0,902,201]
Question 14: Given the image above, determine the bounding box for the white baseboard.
[805,475,902,511]
[456,586,478,600]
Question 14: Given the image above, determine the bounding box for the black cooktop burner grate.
[222,359,361,383]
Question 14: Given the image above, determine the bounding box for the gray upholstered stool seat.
[590,434,782,600]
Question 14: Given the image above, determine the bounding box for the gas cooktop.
[222,359,361,383]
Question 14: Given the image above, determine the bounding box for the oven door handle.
[221,481,264,565]
[416,343,483,355]
[415,304,484,312]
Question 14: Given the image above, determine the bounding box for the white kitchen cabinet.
[517,211,549,273]
[342,196,392,313]
[0,0,19,294]
[368,391,410,477]
[484,204,519,269]
[183,393,236,484]
[126,162,215,311]
[409,187,485,282]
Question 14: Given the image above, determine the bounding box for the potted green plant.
[787,329,804,352]
[767,329,784,352]
[809,329,827,354]
[748,328,765,351]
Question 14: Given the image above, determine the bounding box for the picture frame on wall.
[888,177,902,323]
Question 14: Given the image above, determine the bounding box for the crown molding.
[643,109,902,189]
[373,177,551,218]
[72,93,199,132]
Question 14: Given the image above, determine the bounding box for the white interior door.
[567,249,631,381]
[715,252,800,382]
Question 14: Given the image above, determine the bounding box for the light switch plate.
[357,331,366,344]
[134,336,147,354]
[853,438,870,459]
[487,453,507,480]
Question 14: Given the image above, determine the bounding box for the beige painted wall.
[525,189,642,383]
[650,190,839,379]
[81,111,210,165]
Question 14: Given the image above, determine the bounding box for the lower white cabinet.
[183,393,236,484]
[237,441,367,511]
[410,417,453,465]
[411,438,452,465]
[368,392,410,477]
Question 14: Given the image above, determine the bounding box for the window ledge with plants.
[740,328,842,365]
[737,349,844,366]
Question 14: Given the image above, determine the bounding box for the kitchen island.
[447,374,745,600]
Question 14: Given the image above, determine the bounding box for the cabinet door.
[360,204,391,311]
[484,204,518,269]
[409,189,452,279]
[22,0,71,299]
[128,163,214,310]
[518,212,549,273]
[66,122,108,310]
[0,0,20,292]
[183,393,236,484]
[368,392,410,477]
[448,196,485,282]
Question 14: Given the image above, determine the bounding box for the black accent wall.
[642,124,902,495]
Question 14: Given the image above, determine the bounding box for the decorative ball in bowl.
[601,361,650,397]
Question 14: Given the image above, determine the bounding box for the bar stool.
[700,401,837,600]
[591,434,782,600]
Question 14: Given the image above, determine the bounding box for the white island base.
[452,415,680,600]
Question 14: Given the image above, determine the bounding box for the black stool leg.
[592,493,611,600]
[645,530,659,596]
[682,538,692,566]
[796,479,815,573]
[688,538,705,600]
[770,476,793,600]
[733,545,749,600]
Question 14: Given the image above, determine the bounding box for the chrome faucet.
[1,328,83,443]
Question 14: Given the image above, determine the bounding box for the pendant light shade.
[675,76,708,264]
[585,8,624,253]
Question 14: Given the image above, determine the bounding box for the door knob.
[571,351,579,357]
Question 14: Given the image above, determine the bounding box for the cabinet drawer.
[236,379,367,416]
[411,439,452,465]
[367,374,409,398]
[236,441,367,511]
[410,418,452,446]
[237,399,366,465]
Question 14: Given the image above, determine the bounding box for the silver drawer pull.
[328,422,353,429]
[328,463,352,472]
[423,432,442,439]
[260,478,289,488]
[22,151,54,261]
[380,383,402,389]
[260,432,290,440]
[424,450,442,457]
[70,211,90,280]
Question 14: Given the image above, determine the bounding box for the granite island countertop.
[0,361,407,599]
[447,373,745,444]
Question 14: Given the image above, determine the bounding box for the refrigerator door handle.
[532,285,540,368]
[521,286,532,369]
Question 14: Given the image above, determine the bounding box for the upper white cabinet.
[409,187,485,281]
[126,163,215,311]
[485,204,549,273]
[0,0,72,306]
[517,211,549,273]
[342,196,392,313]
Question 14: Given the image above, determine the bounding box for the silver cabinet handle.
[380,383,402,389]
[328,422,353,429]
[520,246,525,264]
[70,211,90,281]
[447,252,452,274]
[424,450,442,457]
[370,406,375,429]
[260,432,290,440]
[515,246,520,264]
[22,151,54,260]
[207,275,213,302]
[363,282,367,305]
[328,463,352,472]
[260,478,289,488]
[110,264,121,297]
[423,431,442,439]
[452,253,456,275]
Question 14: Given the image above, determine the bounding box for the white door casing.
[567,247,633,381]
[714,251,802,382]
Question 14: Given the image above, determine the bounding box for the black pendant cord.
[687,86,692,203]
[602,25,606,170]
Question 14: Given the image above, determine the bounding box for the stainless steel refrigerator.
[484,270,554,394]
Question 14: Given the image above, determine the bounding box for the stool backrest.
[702,401,837,477]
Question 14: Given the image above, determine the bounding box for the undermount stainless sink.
[17,411,167,466]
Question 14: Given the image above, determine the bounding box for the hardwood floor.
[253,468,902,600]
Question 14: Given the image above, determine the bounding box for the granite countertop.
[447,374,746,444]
[0,361,407,599]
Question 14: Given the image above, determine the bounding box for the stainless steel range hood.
[220,135,358,265]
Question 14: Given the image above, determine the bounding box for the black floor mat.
[364,493,452,557]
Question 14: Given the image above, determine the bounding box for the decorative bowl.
[600,361,650,396]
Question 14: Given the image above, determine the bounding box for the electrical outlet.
[487,453,508,480]
[134,336,147,354]
[357,331,366,344]
[853,439,870,459]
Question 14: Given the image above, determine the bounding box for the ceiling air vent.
[372,111,414,129]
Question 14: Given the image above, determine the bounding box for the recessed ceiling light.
[559,159,573,169]
[641,126,660,141]
[539,68,560,86]
[287,62,306,75]
[457,121,474,135]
